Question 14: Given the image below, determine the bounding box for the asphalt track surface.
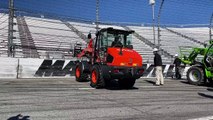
[1,78,213,120]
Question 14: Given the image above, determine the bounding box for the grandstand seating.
[17,16,39,58]
[69,22,96,38]
[0,13,23,57]
[127,25,210,62]
[160,27,203,56]
[0,13,9,57]
[170,27,210,43]
[13,17,24,57]
[24,16,86,59]
[128,26,174,63]
[0,13,209,64]
[129,26,156,44]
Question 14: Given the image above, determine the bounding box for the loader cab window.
[99,31,133,48]
[126,34,132,45]
[205,45,213,68]
[100,32,108,47]
[111,35,123,47]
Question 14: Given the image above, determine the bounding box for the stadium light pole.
[8,0,15,57]
[157,0,165,49]
[149,0,156,46]
[96,0,100,32]
[210,13,213,41]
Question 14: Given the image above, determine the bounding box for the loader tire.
[90,65,105,89]
[75,63,88,82]
[187,66,204,85]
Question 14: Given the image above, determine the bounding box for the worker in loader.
[77,32,93,58]
[87,32,93,48]
[111,35,122,47]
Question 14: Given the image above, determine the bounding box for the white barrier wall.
[0,57,189,79]
[0,58,18,78]
[0,58,44,78]
[18,58,45,78]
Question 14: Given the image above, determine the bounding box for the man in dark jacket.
[111,36,122,47]
[153,48,164,85]
[173,54,182,79]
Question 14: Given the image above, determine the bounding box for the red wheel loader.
[74,27,144,89]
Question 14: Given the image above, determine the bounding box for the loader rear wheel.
[187,66,204,85]
[75,63,88,82]
[90,65,105,88]
[118,78,136,89]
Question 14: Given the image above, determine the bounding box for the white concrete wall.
[0,57,190,79]
[18,58,44,78]
[0,58,18,78]
[0,58,44,78]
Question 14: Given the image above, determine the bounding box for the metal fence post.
[8,0,15,57]
[157,0,165,49]
[16,58,19,79]
[210,13,213,41]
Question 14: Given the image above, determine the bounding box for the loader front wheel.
[187,66,204,85]
[90,65,105,88]
[75,63,88,82]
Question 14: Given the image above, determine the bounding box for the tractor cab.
[93,27,142,67]
[96,27,134,49]
[204,40,213,71]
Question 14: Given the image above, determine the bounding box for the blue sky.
[0,0,212,25]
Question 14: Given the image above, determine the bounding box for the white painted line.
[188,116,213,120]
[78,88,95,90]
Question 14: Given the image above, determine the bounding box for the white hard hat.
[175,54,178,57]
[153,48,158,52]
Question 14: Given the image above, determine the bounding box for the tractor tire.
[187,66,205,85]
[75,63,88,82]
[90,65,105,88]
[118,78,136,89]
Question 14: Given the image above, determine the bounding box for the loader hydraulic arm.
[181,48,206,65]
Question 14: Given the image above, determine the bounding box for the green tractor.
[179,40,213,85]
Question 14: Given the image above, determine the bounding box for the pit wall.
[0,57,189,79]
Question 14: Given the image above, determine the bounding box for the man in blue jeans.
[153,48,164,86]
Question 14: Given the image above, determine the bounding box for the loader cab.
[93,27,134,63]
[95,28,134,48]
[204,43,213,69]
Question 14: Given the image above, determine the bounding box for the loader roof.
[99,27,134,35]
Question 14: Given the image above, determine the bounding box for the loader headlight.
[120,62,125,66]
[133,63,138,66]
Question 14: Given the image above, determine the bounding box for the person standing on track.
[153,48,164,86]
[173,53,182,79]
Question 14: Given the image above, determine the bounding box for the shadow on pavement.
[144,80,155,85]
[198,87,213,99]
[198,92,213,99]
[105,80,138,90]
[180,80,213,88]
[207,88,213,91]
[7,114,30,120]
[180,80,189,84]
